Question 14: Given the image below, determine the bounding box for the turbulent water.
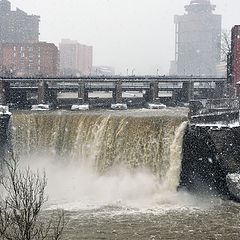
[11,109,187,187]
[10,109,240,240]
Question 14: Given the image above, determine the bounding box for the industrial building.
[0,0,40,43]
[0,42,59,77]
[92,66,115,76]
[173,0,221,76]
[59,39,93,76]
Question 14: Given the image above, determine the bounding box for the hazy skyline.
[9,0,239,75]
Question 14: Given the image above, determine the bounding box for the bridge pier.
[38,80,49,104]
[144,82,159,103]
[214,82,225,99]
[0,81,10,105]
[113,81,122,103]
[181,82,194,103]
[49,89,58,108]
[172,89,182,104]
[11,89,28,109]
[78,82,88,104]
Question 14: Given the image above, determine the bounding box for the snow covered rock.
[71,104,89,111]
[0,105,11,115]
[226,173,240,200]
[111,103,128,110]
[146,103,166,109]
[31,104,50,111]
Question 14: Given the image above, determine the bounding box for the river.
[10,108,240,240]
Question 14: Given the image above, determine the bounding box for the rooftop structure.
[185,0,216,13]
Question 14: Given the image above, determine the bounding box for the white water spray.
[11,110,203,210]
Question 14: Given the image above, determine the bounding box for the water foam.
[11,111,212,212]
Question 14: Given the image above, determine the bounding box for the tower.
[174,0,221,76]
[0,0,11,12]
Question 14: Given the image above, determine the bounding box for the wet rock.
[226,173,240,200]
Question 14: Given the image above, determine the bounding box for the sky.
[9,0,240,75]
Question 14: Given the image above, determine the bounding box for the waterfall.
[11,111,188,192]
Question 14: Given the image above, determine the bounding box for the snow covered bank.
[111,103,128,110]
[0,105,11,115]
[71,104,90,111]
[31,104,50,111]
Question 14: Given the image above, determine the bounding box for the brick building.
[0,42,59,76]
[230,25,240,87]
[59,39,93,76]
[0,0,40,43]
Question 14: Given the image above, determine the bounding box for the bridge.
[0,76,227,109]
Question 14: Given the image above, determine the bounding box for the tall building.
[0,42,59,76]
[173,0,221,76]
[59,39,93,76]
[0,0,40,43]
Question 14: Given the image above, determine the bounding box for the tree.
[0,153,65,240]
[219,29,236,98]
[221,29,231,63]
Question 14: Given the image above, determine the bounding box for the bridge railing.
[190,98,239,116]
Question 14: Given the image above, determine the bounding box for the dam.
[1,109,240,239]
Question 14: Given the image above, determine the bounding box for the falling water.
[11,110,187,191]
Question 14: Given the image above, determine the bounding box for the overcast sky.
[9,0,240,74]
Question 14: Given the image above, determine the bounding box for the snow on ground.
[194,121,240,129]
[0,105,11,115]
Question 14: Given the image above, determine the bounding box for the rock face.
[180,125,240,201]
[0,114,11,163]
[226,173,240,200]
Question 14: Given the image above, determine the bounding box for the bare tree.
[0,153,65,240]
[221,29,231,63]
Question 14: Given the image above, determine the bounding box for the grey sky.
[9,0,239,74]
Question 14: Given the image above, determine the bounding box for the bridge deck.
[0,76,226,83]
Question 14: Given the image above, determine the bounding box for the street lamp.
[132,68,135,76]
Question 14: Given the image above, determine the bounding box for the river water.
[10,108,240,240]
[59,201,240,240]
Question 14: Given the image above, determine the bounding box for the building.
[0,42,59,76]
[0,0,40,43]
[92,66,115,76]
[59,39,93,76]
[230,25,240,87]
[173,0,221,76]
